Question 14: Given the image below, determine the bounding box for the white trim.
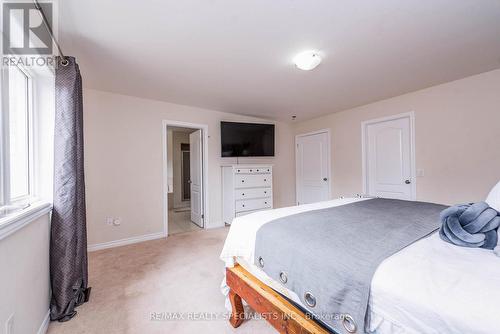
[361,111,416,200]
[162,120,209,237]
[295,128,332,205]
[0,201,51,241]
[88,232,165,252]
[36,310,50,334]
[295,128,331,138]
[0,65,8,207]
[0,64,39,209]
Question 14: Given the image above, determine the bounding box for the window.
[0,65,34,216]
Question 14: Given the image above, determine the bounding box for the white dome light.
[293,50,322,71]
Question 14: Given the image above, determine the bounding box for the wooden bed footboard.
[226,264,330,334]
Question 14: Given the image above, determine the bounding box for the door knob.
[405,179,411,184]
[323,178,328,181]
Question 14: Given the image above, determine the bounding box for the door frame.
[295,129,332,205]
[162,120,209,237]
[361,111,416,200]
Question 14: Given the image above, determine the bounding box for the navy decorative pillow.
[439,202,500,251]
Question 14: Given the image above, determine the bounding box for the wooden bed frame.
[226,264,330,334]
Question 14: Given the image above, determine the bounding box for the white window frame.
[0,64,36,213]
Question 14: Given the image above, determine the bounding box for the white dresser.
[222,165,273,224]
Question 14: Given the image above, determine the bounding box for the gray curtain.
[50,57,91,322]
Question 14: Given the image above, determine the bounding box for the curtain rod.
[33,0,68,66]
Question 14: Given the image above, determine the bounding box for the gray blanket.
[254,198,446,334]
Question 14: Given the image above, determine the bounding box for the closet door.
[365,116,414,200]
[296,131,330,205]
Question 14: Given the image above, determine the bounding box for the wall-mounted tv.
[221,121,275,157]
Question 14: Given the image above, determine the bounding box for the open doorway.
[163,121,208,236]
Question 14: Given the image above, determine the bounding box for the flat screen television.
[221,121,275,157]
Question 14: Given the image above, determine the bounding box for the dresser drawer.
[235,187,272,200]
[235,167,272,174]
[235,198,272,213]
[235,208,271,217]
[235,174,271,188]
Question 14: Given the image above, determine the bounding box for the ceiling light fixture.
[293,50,322,71]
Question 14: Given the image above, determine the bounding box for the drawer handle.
[242,193,245,196]
[264,191,267,194]
[242,204,245,207]
[264,202,267,204]
[264,179,267,182]
[241,180,245,183]
[237,169,240,172]
[250,169,253,172]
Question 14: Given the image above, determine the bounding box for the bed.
[220,197,500,334]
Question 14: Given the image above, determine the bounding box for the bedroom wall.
[84,89,295,247]
[294,69,500,205]
[0,214,51,334]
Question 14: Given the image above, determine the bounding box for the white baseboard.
[37,310,50,334]
[88,232,165,252]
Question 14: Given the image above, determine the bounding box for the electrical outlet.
[105,217,114,225]
[5,313,14,334]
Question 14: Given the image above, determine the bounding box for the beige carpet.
[47,227,275,334]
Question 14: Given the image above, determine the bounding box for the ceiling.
[59,0,500,122]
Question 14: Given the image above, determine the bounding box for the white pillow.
[486,180,500,212]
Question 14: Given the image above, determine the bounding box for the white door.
[365,116,414,200]
[189,130,203,227]
[296,131,330,205]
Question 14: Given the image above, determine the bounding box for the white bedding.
[220,198,500,334]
